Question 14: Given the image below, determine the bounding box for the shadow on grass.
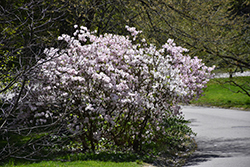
[56,151,155,163]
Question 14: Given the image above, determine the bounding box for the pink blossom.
[29,25,215,152]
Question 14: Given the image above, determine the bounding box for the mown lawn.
[1,160,142,167]
[191,76,250,110]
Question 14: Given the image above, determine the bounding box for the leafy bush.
[2,26,214,159]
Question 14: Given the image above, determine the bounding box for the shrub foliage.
[0,26,214,161]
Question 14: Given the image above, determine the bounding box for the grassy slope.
[191,76,250,110]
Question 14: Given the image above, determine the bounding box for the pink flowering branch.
[21,25,214,152]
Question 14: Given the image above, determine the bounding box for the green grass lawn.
[0,151,148,167]
[191,76,250,110]
[1,160,143,167]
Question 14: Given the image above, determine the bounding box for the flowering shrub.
[25,25,214,152]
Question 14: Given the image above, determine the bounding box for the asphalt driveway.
[182,106,250,167]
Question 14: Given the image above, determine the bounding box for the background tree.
[0,0,71,161]
[229,0,250,17]
[128,0,250,97]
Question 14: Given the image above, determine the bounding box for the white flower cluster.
[25,25,214,151]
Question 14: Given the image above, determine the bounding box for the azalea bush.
[16,25,214,154]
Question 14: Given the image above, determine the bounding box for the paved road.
[214,71,250,78]
[182,106,250,167]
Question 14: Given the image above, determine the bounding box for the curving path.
[182,106,250,167]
